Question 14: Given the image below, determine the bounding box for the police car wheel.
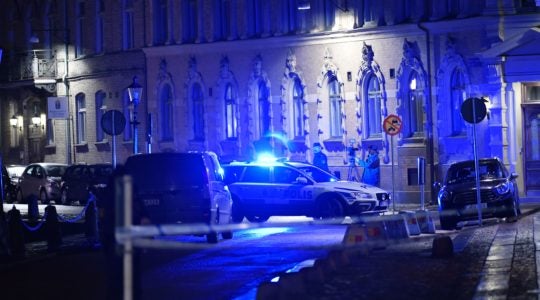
[246,215,270,223]
[206,232,219,244]
[231,200,244,223]
[316,197,344,223]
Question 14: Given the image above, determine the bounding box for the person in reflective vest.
[358,146,380,186]
[312,142,329,172]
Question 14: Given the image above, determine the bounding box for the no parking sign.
[383,114,402,136]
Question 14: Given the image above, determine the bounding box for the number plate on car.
[143,198,160,206]
[464,203,487,211]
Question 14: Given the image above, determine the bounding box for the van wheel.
[40,189,49,204]
[316,196,344,223]
[222,231,233,240]
[246,215,269,223]
[60,189,70,205]
[231,199,244,223]
[206,232,218,244]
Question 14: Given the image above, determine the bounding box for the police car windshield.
[291,164,338,183]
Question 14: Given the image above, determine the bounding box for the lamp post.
[10,115,18,128]
[127,76,143,154]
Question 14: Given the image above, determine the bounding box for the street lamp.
[127,76,143,154]
[10,115,18,128]
[31,113,42,129]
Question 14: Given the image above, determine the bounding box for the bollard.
[85,198,99,245]
[7,206,25,257]
[45,205,62,251]
[432,235,454,258]
[27,194,39,222]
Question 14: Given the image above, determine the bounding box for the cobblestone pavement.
[299,211,540,300]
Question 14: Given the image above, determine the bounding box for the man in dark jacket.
[312,142,330,172]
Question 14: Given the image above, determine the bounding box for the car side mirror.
[433,182,441,189]
[510,172,519,180]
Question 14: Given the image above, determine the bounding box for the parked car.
[60,163,114,205]
[222,158,390,223]
[124,152,233,243]
[2,165,17,203]
[4,164,26,203]
[436,157,520,230]
[17,163,68,204]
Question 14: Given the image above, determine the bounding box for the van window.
[126,154,207,191]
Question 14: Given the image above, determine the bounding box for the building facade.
[1,0,539,204]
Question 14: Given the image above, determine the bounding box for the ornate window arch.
[436,38,471,138]
[216,56,239,140]
[95,90,106,142]
[396,39,429,143]
[156,59,176,142]
[356,42,389,162]
[247,55,272,141]
[184,57,206,144]
[316,48,345,144]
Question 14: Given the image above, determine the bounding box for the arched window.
[75,1,85,57]
[76,93,86,143]
[95,91,106,142]
[293,78,304,138]
[407,71,424,136]
[365,74,382,138]
[161,84,173,141]
[153,0,168,45]
[192,83,205,140]
[224,83,237,139]
[122,0,134,50]
[258,82,270,137]
[450,69,466,136]
[328,75,342,138]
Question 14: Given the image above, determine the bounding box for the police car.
[223,157,390,223]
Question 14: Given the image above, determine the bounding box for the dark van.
[124,152,233,243]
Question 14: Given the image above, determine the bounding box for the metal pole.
[132,105,138,155]
[122,175,133,300]
[64,0,71,165]
[472,98,482,226]
[112,112,117,168]
[391,135,396,213]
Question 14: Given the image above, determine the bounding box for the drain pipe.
[417,21,436,204]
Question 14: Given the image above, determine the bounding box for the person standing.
[358,146,380,186]
[312,142,330,172]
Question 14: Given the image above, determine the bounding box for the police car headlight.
[352,192,373,199]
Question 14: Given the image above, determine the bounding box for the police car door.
[272,166,313,215]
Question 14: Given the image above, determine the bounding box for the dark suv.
[436,158,520,230]
[60,163,113,205]
[124,152,233,243]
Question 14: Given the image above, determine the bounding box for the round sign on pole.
[461,97,487,124]
[383,114,402,136]
[101,110,126,136]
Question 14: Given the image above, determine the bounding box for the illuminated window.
[192,83,205,140]
[183,0,198,42]
[95,0,104,53]
[76,93,86,144]
[293,78,304,138]
[450,69,466,135]
[365,73,382,138]
[123,0,134,50]
[75,1,85,57]
[161,84,174,141]
[95,91,106,142]
[258,82,270,137]
[407,72,424,137]
[328,75,343,138]
[225,83,237,139]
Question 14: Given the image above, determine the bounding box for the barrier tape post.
[27,195,39,222]
[84,193,99,245]
[45,205,62,251]
[7,206,25,257]
[121,175,134,300]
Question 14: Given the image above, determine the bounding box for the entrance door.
[524,105,540,196]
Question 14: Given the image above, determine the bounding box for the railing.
[0,50,57,82]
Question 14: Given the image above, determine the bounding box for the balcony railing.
[0,50,58,83]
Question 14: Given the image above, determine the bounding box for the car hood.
[316,180,387,194]
[444,178,507,192]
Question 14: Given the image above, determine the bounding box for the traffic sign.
[101,110,126,136]
[383,114,402,136]
[461,97,487,124]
